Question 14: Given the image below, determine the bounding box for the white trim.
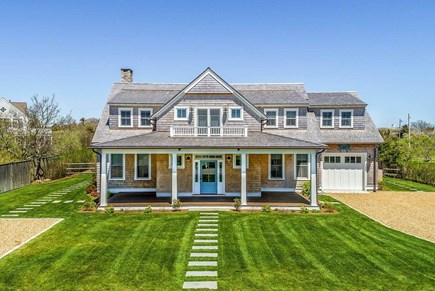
[174,106,189,120]
[109,153,125,180]
[339,109,354,128]
[138,108,153,128]
[228,106,243,121]
[168,154,185,169]
[284,108,299,128]
[102,148,317,155]
[261,187,296,192]
[320,109,334,128]
[268,154,285,180]
[109,188,156,193]
[233,154,249,169]
[184,71,234,94]
[264,109,279,128]
[118,108,133,128]
[134,153,152,180]
[294,153,310,180]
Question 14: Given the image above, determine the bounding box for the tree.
[412,120,434,134]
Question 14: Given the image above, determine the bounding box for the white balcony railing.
[170,126,248,137]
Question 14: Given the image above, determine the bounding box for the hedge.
[402,162,435,186]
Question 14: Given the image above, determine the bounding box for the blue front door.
[200,160,217,193]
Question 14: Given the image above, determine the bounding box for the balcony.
[170,126,248,137]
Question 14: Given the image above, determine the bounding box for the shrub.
[233,198,241,211]
[378,180,384,190]
[300,206,309,214]
[321,201,335,213]
[301,181,311,197]
[262,205,271,213]
[172,199,182,210]
[144,206,152,214]
[104,205,114,214]
[402,161,435,186]
[82,194,96,211]
[86,184,96,194]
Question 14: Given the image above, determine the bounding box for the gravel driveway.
[329,191,435,243]
[0,218,63,259]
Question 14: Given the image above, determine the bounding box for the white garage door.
[322,154,365,192]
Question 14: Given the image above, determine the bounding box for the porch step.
[183,281,217,289]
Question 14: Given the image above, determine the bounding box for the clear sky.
[0,0,434,127]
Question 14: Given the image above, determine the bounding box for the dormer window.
[320,110,334,128]
[284,109,298,128]
[229,107,243,120]
[118,108,133,127]
[339,110,353,128]
[174,107,189,120]
[264,109,278,128]
[139,108,153,127]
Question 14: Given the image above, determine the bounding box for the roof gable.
[0,97,27,117]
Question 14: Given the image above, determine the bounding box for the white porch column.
[310,152,318,207]
[241,153,247,206]
[100,152,108,207]
[171,153,178,202]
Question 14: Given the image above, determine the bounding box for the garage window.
[296,154,309,179]
[345,156,362,163]
[324,156,341,163]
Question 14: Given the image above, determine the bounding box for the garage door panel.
[322,155,364,192]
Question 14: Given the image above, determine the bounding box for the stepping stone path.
[0,181,89,218]
[183,212,219,290]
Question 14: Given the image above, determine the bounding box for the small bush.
[144,206,152,214]
[311,209,320,213]
[86,184,96,194]
[82,194,96,211]
[300,206,309,214]
[321,201,335,213]
[378,180,384,190]
[172,199,182,210]
[233,198,241,211]
[262,205,271,213]
[301,181,311,197]
[104,205,114,214]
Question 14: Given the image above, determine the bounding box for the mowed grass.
[383,177,435,192]
[0,175,434,290]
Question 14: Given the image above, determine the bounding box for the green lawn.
[0,175,434,290]
[382,177,435,192]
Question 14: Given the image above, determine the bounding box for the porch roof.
[91,131,326,149]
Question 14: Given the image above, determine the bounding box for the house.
[0,97,27,129]
[91,68,383,209]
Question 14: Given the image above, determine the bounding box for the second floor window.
[340,110,353,128]
[265,109,278,127]
[321,110,334,128]
[139,109,152,127]
[229,107,243,120]
[175,107,189,120]
[284,109,298,127]
[119,108,132,127]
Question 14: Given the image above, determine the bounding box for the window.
[233,154,249,169]
[229,107,243,120]
[110,154,124,180]
[269,154,284,179]
[118,108,133,127]
[265,109,278,127]
[168,154,185,169]
[339,110,353,128]
[345,156,362,164]
[295,154,309,179]
[135,154,151,179]
[174,107,189,120]
[139,109,153,127]
[324,156,341,163]
[320,110,334,128]
[284,109,298,128]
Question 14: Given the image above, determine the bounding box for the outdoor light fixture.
[186,155,191,161]
[226,155,232,162]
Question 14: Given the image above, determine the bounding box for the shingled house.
[0,97,27,128]
[91,68,383,209]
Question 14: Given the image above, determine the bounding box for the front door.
[200,160,218,193]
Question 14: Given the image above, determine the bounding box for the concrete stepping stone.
[16,208,32,210]
[192,246,218,250]
[1,214,19,217]
[199,220,218,223]
[31,202,46,204]
[188,261,217,267]
[186,271,217,277]
[77,200,85,203]
[64,200,73,203]
[52,200,62,203]
[194,240,218,243]
[183,281,217,289]
[200,213,218,215]
[190,253,218,258]
[195,234,217,237]
[198,224,218,227]
[200,216,218,219]
[9,210,27,213]
[196,229,218,232]
[24,204,40,207]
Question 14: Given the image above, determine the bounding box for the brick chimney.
[121,68,133,83]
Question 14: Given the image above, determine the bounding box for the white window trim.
[138,108,153,128]
[268,154,285,180]
[320,109,335,128]
[109,153,125,180]
[233,154,249,169]
[284,108,299,128]
[264,109,279,128]
[118,108,133,128]
[168,154,185,169]
[339,109,354,128]
[228,106,243,121]
[294,154,310,180]
[134,154,152,180]
[174,106,189,121]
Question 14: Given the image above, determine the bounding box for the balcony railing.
[170,126,248,137]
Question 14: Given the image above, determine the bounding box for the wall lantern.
[186,155,191,161]
[226,155,232,163]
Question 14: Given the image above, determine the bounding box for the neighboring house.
[0,97,27,128]
[91,68,383,208]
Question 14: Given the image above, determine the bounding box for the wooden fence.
[66,163,96,175]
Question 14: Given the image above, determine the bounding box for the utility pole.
[408,113,411,147]
[398,118,404,139]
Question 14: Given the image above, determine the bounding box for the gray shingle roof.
[92,131,326,149]
[308,92,367,106]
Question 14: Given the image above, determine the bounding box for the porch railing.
[170,126,248,137]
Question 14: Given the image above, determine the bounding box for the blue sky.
[0,0,434,127]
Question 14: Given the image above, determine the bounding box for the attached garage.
[322,153,366,192]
